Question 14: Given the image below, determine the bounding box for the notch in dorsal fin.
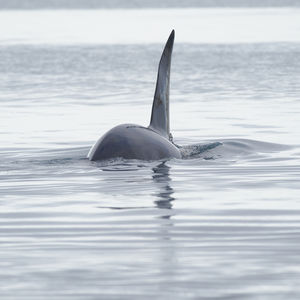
[149,30,174,140]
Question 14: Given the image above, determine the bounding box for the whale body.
[88,30,181,161]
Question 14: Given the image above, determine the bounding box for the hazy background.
[0,0,299,9]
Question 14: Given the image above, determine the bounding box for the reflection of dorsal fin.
[149,30,174,140]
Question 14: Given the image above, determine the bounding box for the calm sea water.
[1,8,300,299]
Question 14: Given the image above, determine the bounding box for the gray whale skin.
[88,30,182,161]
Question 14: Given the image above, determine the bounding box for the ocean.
[0,7,300,299]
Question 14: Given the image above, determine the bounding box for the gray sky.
[0,0,299,9]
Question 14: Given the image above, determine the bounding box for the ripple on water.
[1,28,300,298]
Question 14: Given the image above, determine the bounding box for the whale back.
[88,30,180,162]
[149,30,174,140]
[88,124,181,161]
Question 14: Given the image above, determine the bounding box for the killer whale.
[88,30,182,161]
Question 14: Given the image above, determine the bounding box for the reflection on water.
[94,161,175,214]
[152,162,175,211]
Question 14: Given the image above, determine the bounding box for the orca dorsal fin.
[149,30,174,140]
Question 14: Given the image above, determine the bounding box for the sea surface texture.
[0,6,300,300]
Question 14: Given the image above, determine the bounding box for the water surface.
[1,8,300,299]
